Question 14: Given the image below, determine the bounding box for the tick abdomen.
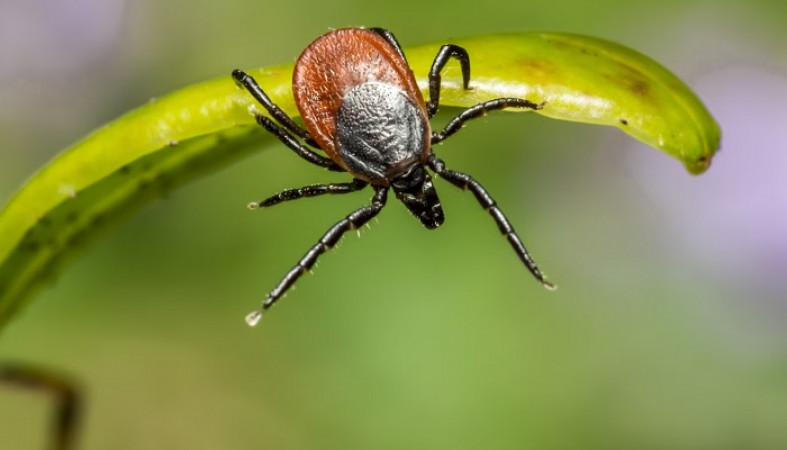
[335,82,428,183]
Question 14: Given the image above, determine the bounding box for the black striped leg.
[249,179,369,209]
[426,44,471,118]
[232,69,314,142]
[431,98,544,145]
[246,186,389,326]
[254,114,344,171]
[427,155,555,290]
[1,363,81,450]
[369,27,408,63]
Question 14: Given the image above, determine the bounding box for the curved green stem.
[0,31,720,330]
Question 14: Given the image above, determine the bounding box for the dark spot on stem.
[516,58,556,79]
[629,79,649,96]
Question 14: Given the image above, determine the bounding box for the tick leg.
[427,44,471,118]
[246,186,389,326]
[1,363,82,450]
[249,179,368,209]
[254,114,344,171]
[232,69,316,144]
[427,155,555,290]
[431,98,544,145]
[368,27,408,63]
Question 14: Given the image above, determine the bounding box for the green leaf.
[0,31,720,330]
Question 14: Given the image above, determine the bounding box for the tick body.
[233,27,553,326]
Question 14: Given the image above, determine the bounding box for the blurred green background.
[1,0,786,449]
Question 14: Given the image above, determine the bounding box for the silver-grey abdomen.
[335,82,428,183]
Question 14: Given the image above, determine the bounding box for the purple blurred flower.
[630,65,787,294]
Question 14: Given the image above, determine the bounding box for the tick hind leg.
[251,112,344,171]
[245,186,389,326]
[233,69,342,170]
[369,27,408,63]
[232,69,311,141]
[427,155,555,290]
[427,44,471,118]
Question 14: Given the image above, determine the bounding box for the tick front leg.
[246,186,389,326]
[432,98,544,145]
[428,155,555,290]
[248,179,368,209]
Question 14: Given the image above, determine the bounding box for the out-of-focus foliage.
[0,0,784,449]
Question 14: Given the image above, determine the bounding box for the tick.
[233,27,554,326]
